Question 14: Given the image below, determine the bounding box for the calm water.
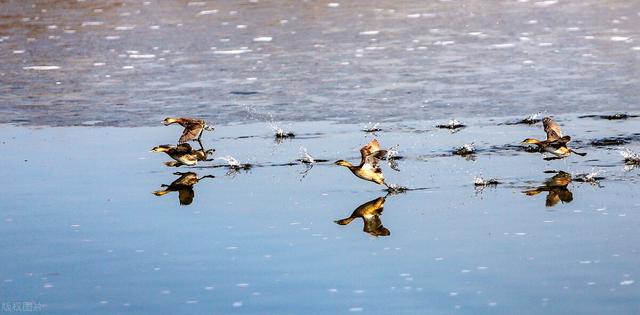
[1,0,640,126]
[1,115,640,314]
[2,1,640,314]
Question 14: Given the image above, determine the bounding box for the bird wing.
[360,139,381,158]
[178,122,204,143]
[543,117,563,141]
[178,188,195,205]
[359,139,387,167]
[175,143,193,154]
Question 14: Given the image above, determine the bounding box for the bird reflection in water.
[335,196,390,237]
[523,171,573,207]
[153,172,215,205]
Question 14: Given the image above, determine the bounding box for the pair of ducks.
[337,117,586,187]
[151,117,214,166]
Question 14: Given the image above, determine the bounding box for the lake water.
[1,1,640,314]
[1,115,640,314]
[1,0,640,126]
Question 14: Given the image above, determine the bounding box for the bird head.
[151,145,172,152]
[335,160,352,167]
[162,117,179,125]
[521,138,541,145]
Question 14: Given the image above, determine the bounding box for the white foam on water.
[187,1,206,6]
[82,21,104,26]
[129,54,156,59]
[253,36,272,42]
[620,280,634,286]
[492,43,515,48]
[232,301,243,308]
[236,25,247,29]
[93,62,106,66]
[197,10,218,15]
[213,49,251,54]
[13,50,24,54]
[327,3,340,7]
[407,14,421,18]
[115,26,135,31]
[359,30,380,36]
[611,36,630,42]
[23,65,60,70]
[105,36,120,40]
[81,120,103,125]
[534,0,558,7]
[122,65,134,69]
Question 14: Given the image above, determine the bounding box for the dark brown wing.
[359,139,386,167]
[543,117,563,141]
[178,188,195,205]
[178,121,204,143]
[360,139,381,158]
[175,143,193,154]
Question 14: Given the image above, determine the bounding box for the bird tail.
[153,190,169,196]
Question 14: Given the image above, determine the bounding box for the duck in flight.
[521,117,587,159]
[335,139,390,188]
[151,143,212,167]
[163,117,214,143]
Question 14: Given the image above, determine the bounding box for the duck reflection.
[523,171,573,207]
[335,196,390,237]
[153,172,215,205]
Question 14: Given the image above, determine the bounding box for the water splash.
[299,147,315,164]
[584,169,605,181]
[269,121,295,139]
[573,169,605,185]
[217,155,241,167]
[362,122,382,133]
[385,144,401,171]
[436,119,465,129]
[522,112,542,124]
[474,176,499,186]
[454,143,475,156]
[386,183,408,194]
[204,122,215,131]
[620,148,640,164]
